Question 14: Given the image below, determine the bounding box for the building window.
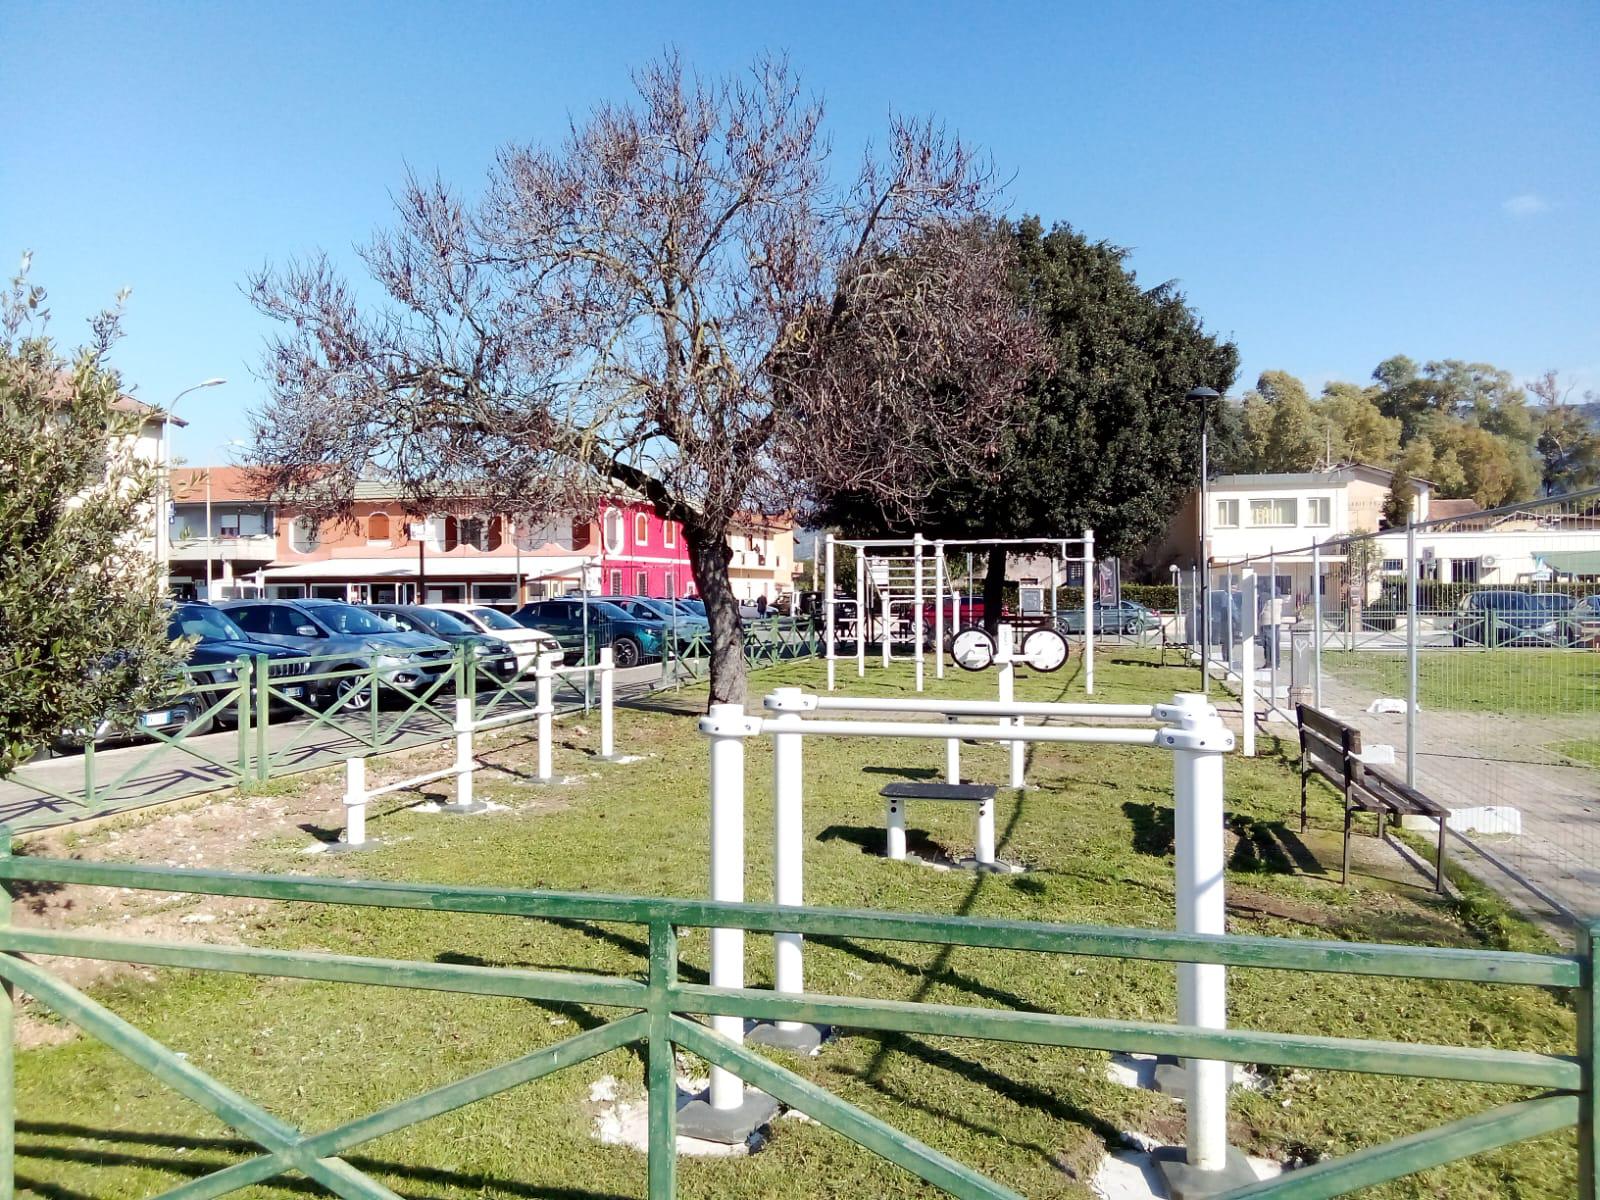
[664,522,676,548]
[664,570,676,598]
[289,516,320,553]
[609,569,623,595]
[459,515,487,551]
[426,514,457,552]
[1451,558,1481,584]
[634,512,649,546]
[1381,558,1404,574]
[1249,498,1298,527]
[367,512,391,545]
[571,518,592,548]
[603,509,624,555]
[1214,499,1240,528]
[635,570,649,594]
[1306,497,1331,527]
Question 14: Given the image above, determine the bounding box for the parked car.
[221,599,454,709]
[611,595,710,638]
[1057,600,1159,636]
[1451,590,1565,647]
[168,601,316,719]
[512,598,668,667]
[52,671,210,753]
[1528,593,1585,646]
[426,603,562,671]
[363,605,522,681]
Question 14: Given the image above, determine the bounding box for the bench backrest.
[1356,764,1447,817]
[1296,704,1361,787]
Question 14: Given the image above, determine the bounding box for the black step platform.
[879,782,996,803]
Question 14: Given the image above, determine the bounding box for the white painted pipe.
[997,626,1024,788]
[535,651,557,782]
[934,543,946,681]
[757,719,1163,745]
[825,534,836,692]
[704,702,752,1110]
[809,696,1159,719]
[880,570,891,668]
[598,646,615,759]
[856,551,866,678]
[945,714,960,785]
[885,792,907,860]
[1084,528,1096,695]
[344,756,367,847]
[454,696,474,807]
[1167,692,1232,1173]
[913,533,924,692]
[770,693,806,1028]
[975,792,996,865]
[1240,569,1257,758]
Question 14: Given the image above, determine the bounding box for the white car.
[427,604,560,672]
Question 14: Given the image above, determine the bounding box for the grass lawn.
[1323,647,1600,715]
[7,650,1579,1199]
[1550,739,1600,769]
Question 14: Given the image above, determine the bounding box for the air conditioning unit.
[1480,554,1497,569]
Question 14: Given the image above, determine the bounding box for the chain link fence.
[1177,486,1600,927]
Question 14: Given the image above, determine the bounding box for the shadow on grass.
[1122,801,1327,878]
[15,1121,631,1200]
[817,823,951,863]
[1122,801,1174,857]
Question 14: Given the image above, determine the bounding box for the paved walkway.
[1311,668,1600,922]
[0,664,668,834]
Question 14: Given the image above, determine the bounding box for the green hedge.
[1369,579,1599,612]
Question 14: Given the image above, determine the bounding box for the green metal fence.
[665,617,823,685]
[0,840,1590,1199]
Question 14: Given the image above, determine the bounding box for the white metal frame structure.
[696,687,1237,1177]
[822,532,1099,694]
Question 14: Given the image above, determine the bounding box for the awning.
[1535,551,1600,577]
[261,555,592,581]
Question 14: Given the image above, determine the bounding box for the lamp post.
[158,378,226,595]
[1186,387,1220,693]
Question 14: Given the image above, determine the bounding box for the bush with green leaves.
[0,256,183,777]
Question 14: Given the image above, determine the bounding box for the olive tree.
[246,54,1043,704]
[0,256,182,777]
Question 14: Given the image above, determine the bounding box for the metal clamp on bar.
[698,710,766,738]
[763,687,819,714]
[1159,727,1236,753]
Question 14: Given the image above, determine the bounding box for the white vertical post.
[913,534,925,692]
[454,696,474,807]
[856,549,866,678]
[974,792,996,866]
[1083,529,1096,696]
[997,624,1024,789]
[344,756,367,847]
[535,651,556,783]
[885,792,907,860]
[945,714,961,785]
[1239,570,1257,757]
[1311,541,1324,709]
[824,534,837,691]
[598,646,615,759]
[1165,692,1233,1174]
[702,702,753,1110]
[934,542,946,680]
[1405,522,1418,787]
[768,690,807,1028]
[880,564,891,668]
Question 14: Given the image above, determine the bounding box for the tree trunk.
[683,517,747,708]
[982,546,1007,637]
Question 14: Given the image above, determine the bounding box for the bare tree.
[247,54,1043,703]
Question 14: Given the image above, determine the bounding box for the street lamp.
[158,378,226,595]
[1186,386,1220,693]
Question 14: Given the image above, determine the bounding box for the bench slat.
[880,782,997,803]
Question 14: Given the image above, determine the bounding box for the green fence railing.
[0,843,1589,1199]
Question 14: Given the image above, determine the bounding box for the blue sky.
[4,1,1597,464]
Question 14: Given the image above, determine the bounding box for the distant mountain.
[1582,401,1600,432]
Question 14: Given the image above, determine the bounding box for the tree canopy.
[245,54,1043,704]
[0,257,182,777]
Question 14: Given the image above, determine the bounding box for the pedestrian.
[756,593,769,618]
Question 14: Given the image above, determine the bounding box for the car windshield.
[314,604,397,635]
[678,599,706,616]
[633,599,681,619]
[1479,593,1532,611]
[470,607,522,631]
[1530,595,1573,612]
[403,608,475,635]
[586,600,638,622]
[168,605,248,642]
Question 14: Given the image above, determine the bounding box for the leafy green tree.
[0,257,181,777]
[1316,381,1400,465]
[816,216,1237,624]
[1230,370,1322,472]
[1382,464,1415,527]
[1531,370,1600,495]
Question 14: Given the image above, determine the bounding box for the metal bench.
[1297,704,1448,893]
[879,781,998,866]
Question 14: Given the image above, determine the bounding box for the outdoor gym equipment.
[822,531,1098,694]
[696,687,1240,1178]
[337,649,620,848]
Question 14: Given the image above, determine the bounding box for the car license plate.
[284,686,304,699]
[142,710,171,727]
